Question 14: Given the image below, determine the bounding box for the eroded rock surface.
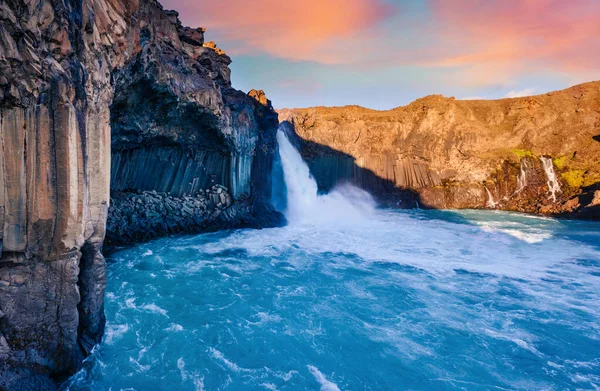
[0,0,280,388]
[280,82,600,218]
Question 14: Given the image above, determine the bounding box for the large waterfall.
[65,134,600,391]
[276,129,375,224]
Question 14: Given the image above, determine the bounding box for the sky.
[161,0,600,110]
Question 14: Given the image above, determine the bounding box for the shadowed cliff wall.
[0,0,279,388]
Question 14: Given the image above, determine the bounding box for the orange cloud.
[428,0,600,83]
[161,0,599,87]
[162,0,393,63]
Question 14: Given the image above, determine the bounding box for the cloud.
[504,88,535,98]
[162,0,600,89]
[426,0,600,84]
[161,0,394,64]
[277,80,323,94]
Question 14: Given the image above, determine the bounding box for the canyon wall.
[280,82,600,218]
[0,0,279,388]
[105,13,280,246]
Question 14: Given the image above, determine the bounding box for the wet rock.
[105,185,282,247]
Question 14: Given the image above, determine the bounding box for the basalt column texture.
[280,82,600,218]
[106,21,280,245]
[0,0,279,389]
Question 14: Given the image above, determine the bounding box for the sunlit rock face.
[0,0,279,388]
[280,82,600,218]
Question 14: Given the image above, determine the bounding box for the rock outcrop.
[280,82,600,218]
[0,0,280,389]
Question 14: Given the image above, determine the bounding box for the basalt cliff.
[0,0,279,389]
[280,82,600,219]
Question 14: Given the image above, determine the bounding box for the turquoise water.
[64,209,600,390]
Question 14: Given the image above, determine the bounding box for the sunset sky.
[162,0,600,109]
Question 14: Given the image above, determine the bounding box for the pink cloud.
[427,0,600,84]
[161,0,600,87]
[161,0,394,63]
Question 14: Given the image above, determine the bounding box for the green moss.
[561,170,585,188]
[511,149,535,159]
[553,155,570,170]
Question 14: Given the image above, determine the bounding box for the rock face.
[0,0,279,388]
[280,82,600,218]
[107,11,280,246]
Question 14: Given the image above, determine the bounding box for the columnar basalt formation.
[0,0,279,388]
[280,82,600,218]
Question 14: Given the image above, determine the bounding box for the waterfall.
[540,157,562,202]
[276,128,375,224]
[514,159,529,194]
[276,129,319,222]
[486,187,498,209]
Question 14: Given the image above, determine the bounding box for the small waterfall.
[276,128,375,224]
[486,187,498,209]
[540,157,562,202]
[514,159,529,194]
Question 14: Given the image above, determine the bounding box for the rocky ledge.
[107,185,280,247]
[0,0,281,389]
[280,82,600,219]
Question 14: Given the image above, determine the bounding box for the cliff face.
[106,13,280,246]
[0,0,279,388]
[280,82,600,218]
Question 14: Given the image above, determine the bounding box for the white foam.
[277,129,375,225]
[209,348,252,373]
[484,329,542,356]
[247,312,282,327]
[129,357,151,373]
[307,365,341,391]
[479,225,552,244]
[141,303,168,317]
[104,323,129,345]
[165,323,184,332]
[178,358,205,391]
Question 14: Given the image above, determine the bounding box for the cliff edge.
[280,82,600,218]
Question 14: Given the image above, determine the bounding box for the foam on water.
[307,365,341,391]
[63,132,600,390]
[276,129,375,225]
[62,208,600,391]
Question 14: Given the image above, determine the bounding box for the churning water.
[64,133,600,391]
[276,130,376,225]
